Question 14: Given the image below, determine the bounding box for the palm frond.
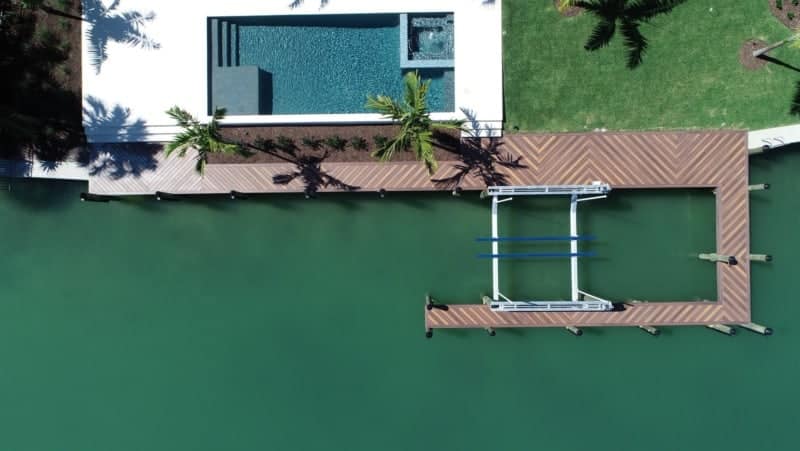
[620,19,647,69]
[366,95,404,119]
[584,18,616,51]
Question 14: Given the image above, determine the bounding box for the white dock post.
[739,322,773,336]
[638,325,660,336]
[565,326,583,336]
[707,324,736,336]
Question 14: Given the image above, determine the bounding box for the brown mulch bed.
[770,0,800,29]
[740,39,769,70]
[554,0,583,17]
[211,124,460,164]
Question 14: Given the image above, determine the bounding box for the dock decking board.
[87,130,750,328]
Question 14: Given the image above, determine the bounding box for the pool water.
[221,14,455,115]
[0,151,797,450]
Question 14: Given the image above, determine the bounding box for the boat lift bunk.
[481,183,615,312]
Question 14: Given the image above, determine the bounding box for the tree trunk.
[753,33,800,58]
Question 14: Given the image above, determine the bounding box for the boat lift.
[482,183,615,312]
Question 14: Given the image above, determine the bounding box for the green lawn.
[503,0,800,132]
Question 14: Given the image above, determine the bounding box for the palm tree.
[752,32,800,58]
[573,0,685,69]
[165,106,241,175]
[366,71,463,174]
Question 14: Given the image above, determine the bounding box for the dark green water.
[0,151,796,450]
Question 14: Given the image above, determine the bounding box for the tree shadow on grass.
[84,0,160,74]
[574,0,687,69]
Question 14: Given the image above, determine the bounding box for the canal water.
[0,149,795,450]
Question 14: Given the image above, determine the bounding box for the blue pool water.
[216,14,454,115]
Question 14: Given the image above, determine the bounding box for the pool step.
[211,19,239,68]
[221,19,230,67]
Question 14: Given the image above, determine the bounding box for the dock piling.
[155,191,180,201]
[229,190,247,200]
[739,322,773,336]
[425,328,433,338]
[565,326,583,336]
[698,253,737,265]
[638,325,660,336]
[706,324,736,336]
[485,327,496,336]
[79,193,115,202]
[378,189,386,198]
[452,187,462,197]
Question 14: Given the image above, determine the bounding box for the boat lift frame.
[486,183,615,312]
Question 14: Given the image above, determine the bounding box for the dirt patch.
[210,124,460,164]
[554,0,583,17]
[770,0,800,29]
[740,39,769,70]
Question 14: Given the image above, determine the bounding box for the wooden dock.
[427,131,750,329]
[86,130,751,328]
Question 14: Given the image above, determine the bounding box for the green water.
[0,152,796,450]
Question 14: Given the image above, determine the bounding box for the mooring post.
[750,254,772,262]
[230,190,247,200]
[698,253,737,265]
[155,191,180,201]
[378,188,386,198]
[739,322,773,336]
[452,187,462,197]
[638,325,660,336]
[748,184,770,191]
[707,324,736,336]
[485,327,496,336]
[425,295,448,311]
[565,326,583,336]
[748,144,771,156]
[80,193,115,202]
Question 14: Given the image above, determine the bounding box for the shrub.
[349,136,368,150]
[789,12,796,21]
[324,135,347,151]
[302,136,323,150]
[777,0,783,10]
[254,137,275,152]
[275,135,296,153]
[373,135,389,149]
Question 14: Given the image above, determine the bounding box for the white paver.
[81,0,504,142]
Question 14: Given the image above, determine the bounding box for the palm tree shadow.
[759,55,800,74]
[84,0,160,74]
[431,108,527,189]
[251,139,360,195]
[791,81,800,116]
[574,0,686,69]
[79,96,158,179]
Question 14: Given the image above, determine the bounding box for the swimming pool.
[208,14,456,116]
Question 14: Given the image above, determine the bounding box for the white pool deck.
[81,0,504,143]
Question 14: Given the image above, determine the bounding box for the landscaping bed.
[211,124,459,164]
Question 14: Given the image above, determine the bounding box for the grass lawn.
[503,0,800,132]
